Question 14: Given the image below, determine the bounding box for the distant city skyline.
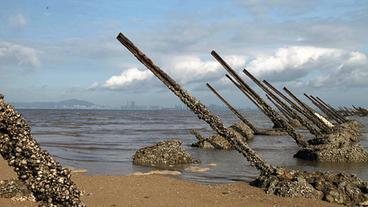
[1,1,368,108]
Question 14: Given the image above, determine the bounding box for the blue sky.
[1,0,368,108]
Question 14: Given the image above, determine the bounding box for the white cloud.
[0,42,41,67]
[310,51,368,88]
[241,46,368,88]
[9,14,27,28]
[346,51,367,65]
[99,54,246,91]
[167,55,246,83]
[103,68,152,89]
[246,46,343,77]
[98,47,367,93]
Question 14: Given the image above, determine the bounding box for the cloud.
[238,45,367,89]
[97,44,367,96]
[166,55,246,84]
[310,51,368,88]
[9,14,27,28]
[103,68,152,90]
[246,46,343,80]
[0,42,41,68]
[98,54,246,91]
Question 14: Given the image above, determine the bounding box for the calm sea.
[19,109,368,183]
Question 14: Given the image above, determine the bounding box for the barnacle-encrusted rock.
[0,94,85,206]
[340,120,363,140]
[251,168,368,206]
[294,121,368,162]
[133,140,200,167]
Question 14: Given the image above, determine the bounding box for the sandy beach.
[0,159,341,207]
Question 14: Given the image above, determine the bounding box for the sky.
[1,0,368,108]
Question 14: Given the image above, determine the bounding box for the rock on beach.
[133,140,200,167]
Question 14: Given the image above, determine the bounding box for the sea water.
[20,109,368,184]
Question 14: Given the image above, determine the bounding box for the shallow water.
[19,109,368,184]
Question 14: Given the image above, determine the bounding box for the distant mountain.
[14,99,103,109]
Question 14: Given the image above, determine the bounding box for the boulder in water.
[133,140,200,167]
[294,121,368,162]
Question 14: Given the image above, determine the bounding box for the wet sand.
[0,159,340,207]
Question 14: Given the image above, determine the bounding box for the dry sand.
[0,159,340,207]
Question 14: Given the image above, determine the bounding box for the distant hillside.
[14,99,102,109]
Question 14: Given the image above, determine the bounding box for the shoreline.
[0,159,340,207]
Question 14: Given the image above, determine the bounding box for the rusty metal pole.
[315,96,347,122]
[190,129,223,149]
[263,80,326,131]
[306,94,343,124]
[304,94,341,123]
[206,83,258,133]
[312,95,344,122]
[308,95,334,119]
[191,129,206,143]
[211,51,285,128]
[211,51,308,148]
[266,94,293,121]
[242,69,322,137]
[116,32,276,174]
[225,74,266,115]
[283,87,332,133]
[346,107,354,116]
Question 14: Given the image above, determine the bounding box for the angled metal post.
[206,83,258,133]
[116,32,276,174]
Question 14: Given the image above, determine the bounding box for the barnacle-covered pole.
[211,52,283,128]
[304,94,343,124]
[190,129,223,149]
[243,70,321,137]
[315,96,347,122]
[262,80,326,132]
[305,94,336,121]
[266,94,292,122]
[211,51,308,148]
[190,129,206,143]
[206,83,257,133]
[283,87,333,133]
[0,95,85,206]
[116,33,276,174]
[225,74,265,116]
